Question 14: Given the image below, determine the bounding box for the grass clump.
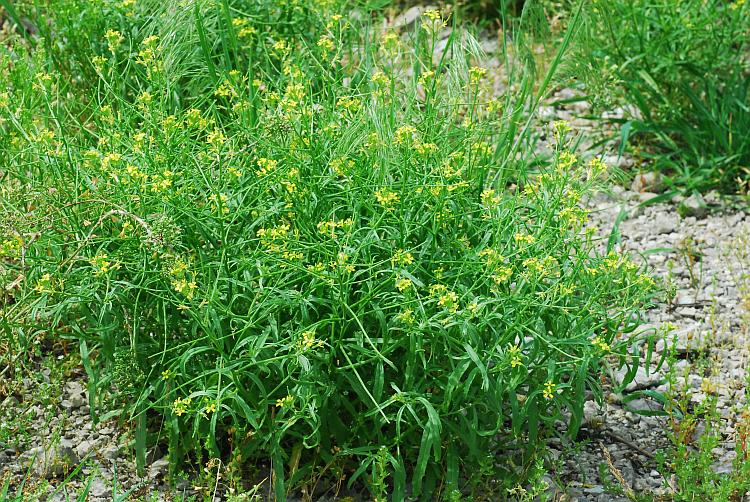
[0,0,657,498]
[574,0,750,193]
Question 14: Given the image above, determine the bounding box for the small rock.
[479,38,499,55]
[654,216,678,235]
[69,393,85,409]
[615,366,662,392]
[148,457,170,478]
[603,154,632,168]
[90,478,109,498]
[65,381,85,397]
[625,397,663,414]
[678,193,708,218]
[631,171,663,193]
[583,400,605,425]
[2,396,19,408]
[25,442,80,479]
[391,6,425,29]
[76,440,95,459]
[538,105,556,121]
[102,444,120,461]
[583,486,605,495]
[637,191,659,203]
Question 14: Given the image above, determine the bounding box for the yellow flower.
[394,125,417,146]
[276,395,294,408]
[553,120,571,141]
[256,157,278,175]
[172,397,192,416]
[34,273,54,294]
[478,248,503,265]
[429,283,447,296]
[161,369,173,380]
[172,278,198,300]
[508,345,522,368]
[418,70,435,87]
[204,402,217,414]
[586,157,607,178]
[592,336,610,352]
[396,309,415,325]
[556,151,577,172]
[421,9,446,31]
[209,193,230,214]
[330,157,354,177]
[522,256,558,278]
[468,66,487,85]
[438,291,459,313]
[395,276,413,292]
[336,96,360,113]
[317,35,334,53]
[371,71,390,89]
[414,142,438,156]
[514,232,535,245]
[0,236,22,258]
[423,8,441,21]
[317,218,354,238]
[491,267,513,285]
[382,31,400,53]
[307,262,326,274]
[300,330,317,350]
[105,29,124,53]
[207,129,226,148]
[282,250,304,261]
[542,381,556,400]
[391,249,414,267]
[91,253,120,275]
[375,189,399,208]
[480,188,501,207]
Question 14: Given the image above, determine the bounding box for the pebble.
[76,440,95,459]
[678,193,709,218]
[148,457,170,479]
[90,478,109,498]
[631,171,663,193]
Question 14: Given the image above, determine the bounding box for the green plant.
[658,384,750,500]
[0,0,657,499]
[642,323,750,501]
[574,0,750,192]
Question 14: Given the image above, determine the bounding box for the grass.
[571,0,750,193]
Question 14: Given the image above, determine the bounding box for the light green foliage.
[0,0,656,498]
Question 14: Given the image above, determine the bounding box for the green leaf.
[463,343,489,390]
